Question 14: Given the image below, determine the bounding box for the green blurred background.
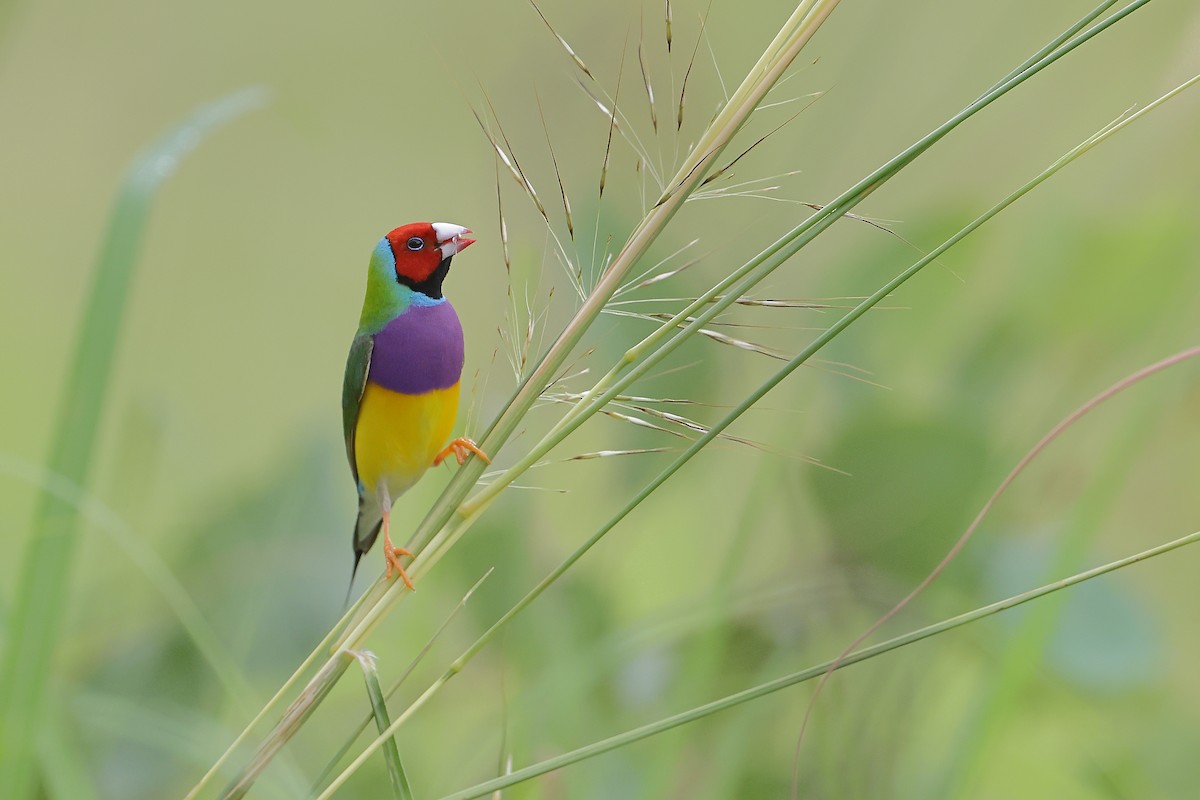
[3,0,1200,797]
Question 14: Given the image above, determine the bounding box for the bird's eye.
[406,237,424,251]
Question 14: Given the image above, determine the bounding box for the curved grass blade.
[938,379,1167,795]
[0,86,267,800]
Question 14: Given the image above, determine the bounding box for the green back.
[342,333,373,485]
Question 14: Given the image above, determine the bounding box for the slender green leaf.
[0,87,266,800]
[350,651,413,800]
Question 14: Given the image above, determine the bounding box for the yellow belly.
[354,381,460,497]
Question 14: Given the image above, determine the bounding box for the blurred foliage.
[3,0,1200,798]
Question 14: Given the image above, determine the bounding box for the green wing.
[342,334,374,484]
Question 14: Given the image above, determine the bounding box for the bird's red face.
[385,222,475,286]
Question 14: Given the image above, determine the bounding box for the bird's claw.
[385,545,415,591]
[433,437,491,467]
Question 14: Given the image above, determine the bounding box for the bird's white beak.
[432,222,475,259]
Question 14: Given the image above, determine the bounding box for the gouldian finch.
[343,222,488,591]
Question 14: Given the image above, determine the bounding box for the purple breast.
[368,301,464,395]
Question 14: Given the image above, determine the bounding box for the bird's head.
[384,221,475,299]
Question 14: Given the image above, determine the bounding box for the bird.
[342,221,489,593]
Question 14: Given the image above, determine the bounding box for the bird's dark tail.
[343,516,383,609]
[343,549,365,609]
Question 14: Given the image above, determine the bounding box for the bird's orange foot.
[384,545,415,591]
[433,437,492,467]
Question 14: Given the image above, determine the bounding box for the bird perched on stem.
[343,222,489,593]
